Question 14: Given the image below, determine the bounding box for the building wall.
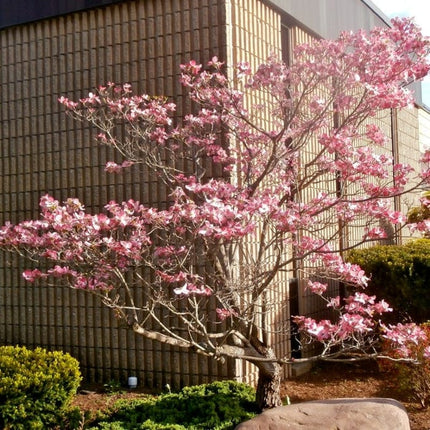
[0,0,230,388]
[396,107,422,235]
[419,108,430,153]
[268,0,388,40]
[225,0,289,384]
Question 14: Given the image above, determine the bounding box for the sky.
[371,0,430,107]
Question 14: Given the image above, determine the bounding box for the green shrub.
[89,380,257,430]
[347,239,430,322]
[0,345,82,429]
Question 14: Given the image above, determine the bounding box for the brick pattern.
[0,0,230,388]
[226,0,291,383]
[419,108,430,153]
[397,107,421,221]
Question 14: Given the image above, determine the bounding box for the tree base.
[256,366,283,410]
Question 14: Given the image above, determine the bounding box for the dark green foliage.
[347,239,430,322]
[0,345,82,429]
[89,380,257,430]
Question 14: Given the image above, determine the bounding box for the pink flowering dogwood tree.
[1,18,430,409]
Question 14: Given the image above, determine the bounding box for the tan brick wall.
[0,0,231,388]
[396,107,422,240]
[419,108,430,153]
[226,0,289,384]
[397,108,421,173]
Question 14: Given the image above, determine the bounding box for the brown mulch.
[282,361,430,430]
[73,361,430,430]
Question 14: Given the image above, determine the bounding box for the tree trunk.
[215,333,284,410]
[255,362,283,411]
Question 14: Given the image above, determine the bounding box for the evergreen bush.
[347,239,430,322]
[0,345,82,429]
[89,380,257,429]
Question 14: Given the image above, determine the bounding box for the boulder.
[235,398,410,430]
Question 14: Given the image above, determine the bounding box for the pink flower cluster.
[0,17,429,367]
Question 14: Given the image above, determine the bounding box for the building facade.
[0,0,428,387]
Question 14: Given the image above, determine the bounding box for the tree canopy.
[1,18,430,409]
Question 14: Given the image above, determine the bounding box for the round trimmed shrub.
[0,345,82,429]
[347,239,430,322]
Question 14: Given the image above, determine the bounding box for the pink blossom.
[23,269,44,282]
[173,284,192,296]
[216,308,238,320]
[180,60,202,76]
[294,317,335,341]
[47,265,76,278]
[58,96,78,109]
[338,313,373,338]
[363,227,387,240]
[307,280,327,295]
[173,283,211,297]
[105,160,134,173]
[326,296,340,309]
[365,124,388,146]
[236,61,251,78]
[373,300,392,314]
[157,271,187,284]
[382,323,428,357]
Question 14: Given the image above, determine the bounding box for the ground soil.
[73,361,430,429]
[282,361,430,430]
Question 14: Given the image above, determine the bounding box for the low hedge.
[347,239,430,322]
[0,345,82,429]
[89,380,258,429]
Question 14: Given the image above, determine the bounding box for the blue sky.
[371,0,430,107]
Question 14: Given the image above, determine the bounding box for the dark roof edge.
[360,0,392,27]
[0,0,124,31]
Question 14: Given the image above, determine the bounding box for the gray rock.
[235,398,410,430]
